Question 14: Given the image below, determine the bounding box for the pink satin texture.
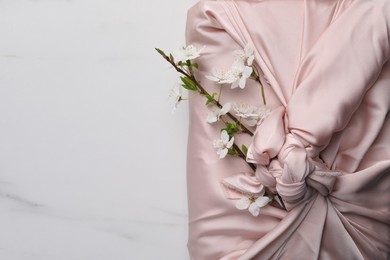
[185,0,390,259]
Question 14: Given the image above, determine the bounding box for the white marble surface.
[0,0,194,259]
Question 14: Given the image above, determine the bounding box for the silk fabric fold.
[185,0,390,259]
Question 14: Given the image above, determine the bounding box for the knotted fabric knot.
[245,106,341,210]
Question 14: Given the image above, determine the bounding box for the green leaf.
[180,76,198,91]
[223,122,239,136]
[228,148,237,156]
[181,84,193,91]
[241,144,248,155]
[191,63,199,69]
[169,53,174,63]
[155,48,166,57]
[205,92,217,105]
[181,83,197,91]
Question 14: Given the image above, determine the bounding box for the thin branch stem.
[259,77,267,106]
[232,143,256,171]
[253,66,267,106]
[217,84,223,102]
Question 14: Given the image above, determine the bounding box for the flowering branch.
[157,44,284,213]
[157,45,263,170]
[156,48,254,136]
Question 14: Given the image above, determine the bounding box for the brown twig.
[252,66,267,106]
[232,143,256,171]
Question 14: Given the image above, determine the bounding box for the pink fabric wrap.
[185,0,390,259]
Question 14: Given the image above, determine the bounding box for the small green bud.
[155,48,166,57]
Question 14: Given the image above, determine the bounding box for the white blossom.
[230,61,253,89]
[213,130,234,159]
[233,43,255,66]
[206,67,239,85]
[172,45,204,63]
[233,104,271,126]
[206,44,255,89]
[207,63,252,89]
[168,85,183,114]
[235,194,271,216]
[207,103,231,124]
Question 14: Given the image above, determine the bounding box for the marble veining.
[0,0,194,259]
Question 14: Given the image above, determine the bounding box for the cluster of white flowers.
[233,44,255,66]
[160,43,276,216]
[205,67,239,85]
[235,191,271,216]
[213,130,234,159]
[207,102,270,127]
[206,43,255,89]
[169,45,205,113]
[232,103,271,126]
[172,45,205,63]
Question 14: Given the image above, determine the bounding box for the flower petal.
[219,148,228,159]
[226,136,235,148]
[243,66,253,78]
[249,203,260,216]
[244,119,258,126]
[232,60,245,70]
[207,114,217,124]
[247,55,255,66]
[231,80,239,89]
[221,130,229,143]
[235,197,251,210]
[255,196,271,208]
[239,77,247,89]
[206,75,220,82]
[220,103,232,115]
[245,44,254,56]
